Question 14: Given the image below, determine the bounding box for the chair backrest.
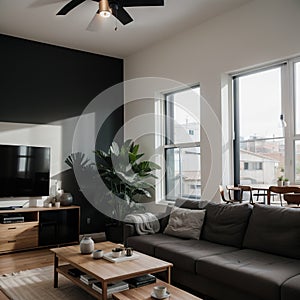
[238,185,253,204]
[284,193,300,205]
[219,185,234,203]
[269,186,300,194]
[267,186,300,205]
[219,185,226,202]
[220,185,241,203]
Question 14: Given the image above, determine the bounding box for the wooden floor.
[0,248,54,300]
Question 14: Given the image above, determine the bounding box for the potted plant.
[65,140,160,242]
[95,139,160,242]
[277,176,283,187]
[283,178,290,186]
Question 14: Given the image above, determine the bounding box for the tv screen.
[0,145,50,198]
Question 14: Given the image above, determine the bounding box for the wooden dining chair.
[226,185,243,203]
[283,193,300,207]
[267,186,300,206]
[219,185,242,204]
[238,185,254,204]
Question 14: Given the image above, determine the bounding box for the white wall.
[124,0,300,201]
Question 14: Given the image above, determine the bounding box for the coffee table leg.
[54,254,58,288]
[167,266,171,284]
[102,282,107,300]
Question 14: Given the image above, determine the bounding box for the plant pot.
[283,181,290,186]
[277,180,283,187]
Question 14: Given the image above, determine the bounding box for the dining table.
[250,184,270,204]
[226,184,300,205]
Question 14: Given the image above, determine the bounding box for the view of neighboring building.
[240,137,284,184]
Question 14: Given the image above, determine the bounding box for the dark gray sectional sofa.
[124,200,300,300]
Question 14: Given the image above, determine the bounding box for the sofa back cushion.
[175,198,209,209]
[201,202,252,248]
[243,204,300,259]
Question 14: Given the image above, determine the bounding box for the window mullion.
[283,61,294,182]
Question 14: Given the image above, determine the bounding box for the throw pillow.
[163,207,206,239]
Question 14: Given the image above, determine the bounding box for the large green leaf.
[65,152,90,169]
[93,140,161,220]
[129,152,144,164]
[133,188,151,197]
[110,142,120,156]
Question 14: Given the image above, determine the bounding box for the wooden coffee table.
[50,241,173,300]
[112,279,202,300]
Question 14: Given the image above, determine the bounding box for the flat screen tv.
[0,144,50,198]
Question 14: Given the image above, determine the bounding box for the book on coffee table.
[80,274,98,285]
[92,281,129,295]
[125,274,156,287]
[67,268,85,278]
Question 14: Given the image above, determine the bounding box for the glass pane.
[181,147,201,199]
[239,68,283,140]
[238,67,285,184]
[296,141,300,182]
[165,148,180,201]
[295,62,300,134]
[166,87,200,144]
[240,138,285,184]
[165,147,201,200]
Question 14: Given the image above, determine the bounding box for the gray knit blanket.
[124,212,160,235]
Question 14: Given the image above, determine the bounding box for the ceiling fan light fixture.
[99,0,111,18]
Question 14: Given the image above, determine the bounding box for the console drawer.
[0,222,38,252]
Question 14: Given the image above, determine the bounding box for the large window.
[233,58,300,184]
[295,61,300,181]
[295,62,300,135]
[164,86,200,201]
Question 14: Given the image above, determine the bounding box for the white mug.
[153,286,167,298]
[112,248,122,258]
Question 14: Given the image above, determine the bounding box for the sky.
[239,67,283,140]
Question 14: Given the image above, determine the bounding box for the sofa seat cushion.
[243,204,300,259]
[201,202,252,248]
[281,274,300,300]
[155,239,238,274]
[195,249,300,300]
[127,233,181,256]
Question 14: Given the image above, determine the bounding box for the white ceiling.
[0,0,251,58]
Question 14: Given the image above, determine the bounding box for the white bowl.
[92,249,103,259]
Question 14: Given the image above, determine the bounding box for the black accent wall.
[0,34,124,234]
[0,34,123,124]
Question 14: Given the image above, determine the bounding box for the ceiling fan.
[57,0,165,26]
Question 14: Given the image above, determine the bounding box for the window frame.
[232,57,300,185]
[163,85,201,201]
[291,57,300,181]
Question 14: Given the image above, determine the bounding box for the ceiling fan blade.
[122,0,164,7]
[87,11,102,32]
[56,0,86,15]
[112,7,133,25]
